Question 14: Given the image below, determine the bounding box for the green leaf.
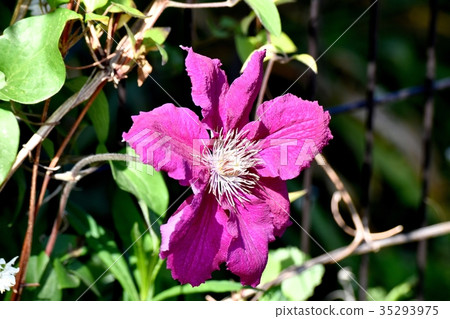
[274,0,296,5]
[68,260,101,296]
[244,0,281,37]
[65,77,109,144]
[48,0,70,8]
[0,107,20,186]
[235,35,259,63]
[153,281,245,301]
[85,12,110,25]
[38,269,62,300]
[0,71,5,90]
[67,204,140,301]
[42,139,55,159]
[111,147,169,217]
[385,278,415,301]
[260,247,325,301]
[110,1,146,18]
[240,12,256,36]
[156,44,169,65]
[82,0,108,11]
[271,32,297,54]
[281,263,324,301]
[112,190,159,300]
[53,258,80,289]
[369,277,416,301]
[292,53,318,74]
[112,190,146,247]
[0,8,81,104]
[143,27,171,46]
[25,252,50,285]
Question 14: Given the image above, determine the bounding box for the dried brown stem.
[248,221,450,301]
[11,98,50,301]
[0,71,108,192]
[45,153,137,256]
[43,82,107,257]
[256,55,275,108]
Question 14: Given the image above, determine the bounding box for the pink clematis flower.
[123,47,332,287]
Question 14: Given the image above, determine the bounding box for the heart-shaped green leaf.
[0,8,81,104]
[0,106,20,186]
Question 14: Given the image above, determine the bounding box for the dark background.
[0,0,449,300]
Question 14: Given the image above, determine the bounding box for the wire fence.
[301,0,445,300]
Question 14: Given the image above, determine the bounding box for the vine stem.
[10,0,32,25]
[38,82,107,259]
[11,98,50,301]
[0,71,109,193]
[256,55,276,108]
[45,153,137,256]
[243,221,450,301]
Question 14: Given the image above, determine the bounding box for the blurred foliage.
[0,0,449,301]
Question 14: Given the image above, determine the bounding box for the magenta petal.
[122,103,209,186]
[259,177,292,237]
[226,198,273,287]
[160,193,231,286]
[222,50,265,132]
[256,94,332,180]
[183,46,229,131]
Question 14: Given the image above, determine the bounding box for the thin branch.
[10,0,32,25]
[11,98,49,301]
[65,53,116,70]
[45,153,137,256]
[256,55,275,108]
[0,70,109,192]
[319,155,403,241]
[250,221,450,300]
[42,82,107,257]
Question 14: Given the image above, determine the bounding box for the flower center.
[202,129,261,208]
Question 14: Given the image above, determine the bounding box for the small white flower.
[0,256,20,294]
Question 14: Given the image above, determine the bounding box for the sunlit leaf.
[292,53,318,74]
[0,106,19,186]
[271,32,297,54]
[143,27,171,46]
[274,0,296,5]
[244,0,281,37]
[82,0,108,12]
[0,8,81,104]
[110,1,146,18]
[260,247,325,301]
[111,147,169,217]
[85,12,110,25]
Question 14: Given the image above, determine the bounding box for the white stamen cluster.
[202,129,261,208]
